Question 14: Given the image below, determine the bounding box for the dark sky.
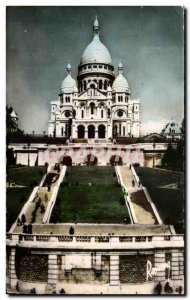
[6,6,184,134]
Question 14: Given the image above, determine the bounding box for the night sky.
[6,6,184,134]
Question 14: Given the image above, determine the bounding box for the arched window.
[120,96,123,102]
[61,127,64,136]
[90,84,95,96]
[84,81,86,91]
[81,110,84,118]
[101,109,104,118]
[90,103,95,115]
[99,80,102,89]
[104,80,107,90]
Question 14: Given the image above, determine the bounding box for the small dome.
[162,119,181,134]
[60,71,77,94]
[80,35,112,65]
[112,74,129,93]
[112,63,130,93]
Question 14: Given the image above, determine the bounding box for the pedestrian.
[23,224,28,234]
[60,288,65,294]
[28,223,33,234]
[164,281,172,293]
[138,181,141,187]
[155,282,162,295]
[178,286,182,294]
[132,179,135,187]
[48,184,51,192]
[45,194,48,202]
[57,164,60,173]
[21,213,26,224]
[17,218,21,226]
[69,226,74,235]
[129,164,131,170]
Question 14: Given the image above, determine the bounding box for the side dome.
[112,62,130,93]
[80,16,112,65]
[60,64,77,94]
[80,36,112,65]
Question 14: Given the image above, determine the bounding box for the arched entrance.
[98,124,106,138]
[61,156,72,166]
[88,125,95,139]
[78,125,85,138]
[110,155,123,166]
[84,154,98,165]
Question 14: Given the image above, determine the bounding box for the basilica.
[48,17,140,140]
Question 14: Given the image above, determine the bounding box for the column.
[154,250,165,282]
[109,255,119,286]
[48,254,58,285]
[178,250,184,280]
[9,247,17,290]
[171,249,180,285]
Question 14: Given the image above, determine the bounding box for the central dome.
[80,35,112,65]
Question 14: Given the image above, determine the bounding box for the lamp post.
[26,134,31,167]
[153,142,156,167]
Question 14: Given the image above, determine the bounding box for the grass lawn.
[51,166,129,223]
[6,166,45,231]
[64,166,115,185]
[135,167,184,233]
[7,166,45,187]
[6,187,31,231]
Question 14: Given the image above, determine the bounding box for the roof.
[80,35,112,65]
[162,120,181,135]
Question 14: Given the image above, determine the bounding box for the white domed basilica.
[48,17,140,139]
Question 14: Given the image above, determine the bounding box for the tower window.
[61,127,64,136]
[104,66,107,69]
[101,109,104,118]
[84,81,86,90]
[99,65,102,69]
[66,96,70,103]
[99,80,102,89]
[81,110,84,118]
[104,81,107,90]
[88,66,91,69]
[93,65,97,68]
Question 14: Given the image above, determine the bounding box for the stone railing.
[6,233,184,250]
[115,166,137,224]
[42,166,67,223]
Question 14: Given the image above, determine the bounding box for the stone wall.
[15,249,48,283]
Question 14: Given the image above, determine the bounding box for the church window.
[84,81,86,90]
[61,127,64,136]
[101,110,104,118]
[119,123,121,136]
[90,103,95,114]
[120,96,123,102]
[88,66,91,69]
[99,80,102,89]
[104,66,107,69]
[118,110,123,117]
[93,65,97,68]
[123,126,125,136]
[118,96,120,102]
[81,110,84,118]
[104,81,107,90]
[84,66,86,70]
[99,65,102,69]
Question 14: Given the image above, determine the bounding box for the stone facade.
[48,17,140,139]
